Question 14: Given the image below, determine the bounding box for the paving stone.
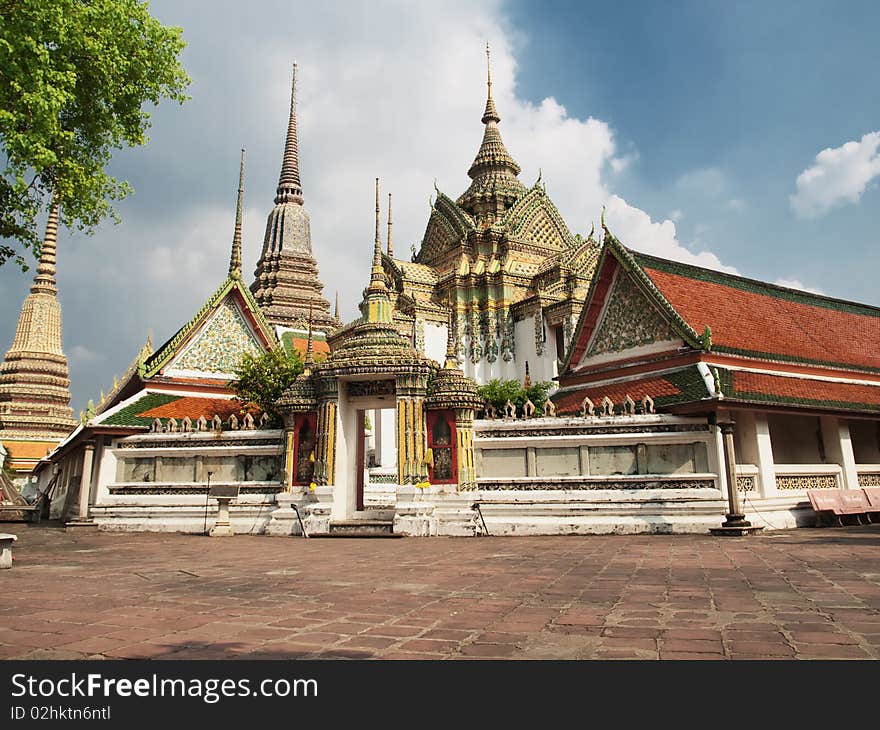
[3,525,880,661]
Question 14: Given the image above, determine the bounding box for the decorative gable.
[586,271,679,358]
[168,297,263,377]
[506,189,573,252]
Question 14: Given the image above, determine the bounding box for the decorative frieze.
[776,474,838,490]
[476,478,716,491]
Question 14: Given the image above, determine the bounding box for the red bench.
[807,489,876,526]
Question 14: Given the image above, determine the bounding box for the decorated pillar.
[283,427,296,491]
[314,397,338,486]
[455,407,477,490]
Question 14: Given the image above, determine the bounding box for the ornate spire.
[229,148,245,279]
[457,43,525,221]
[371,177,384,284]
[524,361,532,388]
[0,199,75,450]
[31,202,59,296]
[362,178,393,324]
[482,42,499,124]
[335,291,339,319]
[387,192,393,257]
[275,63,303,204]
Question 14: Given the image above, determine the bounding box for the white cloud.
[790,131,880,218]
[668,209,684,222]
[773,278,825,295]
[604,195,737,273]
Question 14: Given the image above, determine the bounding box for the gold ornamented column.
[314,400,338,486]
[455,408,477,490]
[283,428,296,491]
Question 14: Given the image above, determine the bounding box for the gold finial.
[368,177,386,290]
[387,192,393,257]
[481,41,500,124]
[486,41,492,98]
[229,148,245,279]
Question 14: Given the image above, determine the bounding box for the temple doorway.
[332,381,397,522]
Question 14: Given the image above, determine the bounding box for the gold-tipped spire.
[483,41,499,124]
[459,42,524,219]
[524,361,531,389]
[370,177,383,279]
[275,63,303,204]
[361,178,392,324]
[30,201,60,296]
[334,290,339,319]
[229,148,246,279]
[387,192,393,257]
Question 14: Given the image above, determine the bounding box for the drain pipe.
[472,502,490,537]
[290,503,309,538]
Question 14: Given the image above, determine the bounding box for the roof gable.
[504,186,574,251]
[143,278,277,380]
[562,233,701,373]
[583,268,681,362]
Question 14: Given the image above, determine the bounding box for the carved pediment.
[586,272,679,358]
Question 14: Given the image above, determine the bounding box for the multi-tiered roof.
[0,204,75,472]
[251,64,339,334]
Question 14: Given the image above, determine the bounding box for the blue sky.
[1,0,878,414]
[508,0,880,293]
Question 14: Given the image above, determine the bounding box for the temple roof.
[251,64,337,331]
[634,253,880,373]
[557,226,880,417]
[456,44,526,221]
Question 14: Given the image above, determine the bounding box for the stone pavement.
[1,525,879,660]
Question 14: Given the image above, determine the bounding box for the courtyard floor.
[1,524,879,660]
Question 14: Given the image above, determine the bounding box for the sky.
[1,0,878,415]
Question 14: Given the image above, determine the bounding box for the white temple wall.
[423,322,447,365]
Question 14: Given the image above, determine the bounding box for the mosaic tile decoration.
[172,299,262,375]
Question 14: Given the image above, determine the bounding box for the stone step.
[318,520,401,538]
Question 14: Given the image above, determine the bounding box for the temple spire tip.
[229,148,245,279]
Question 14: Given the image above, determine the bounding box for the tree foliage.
[0,0,190,268]
[477,378,554,416]
[232,347,304,422]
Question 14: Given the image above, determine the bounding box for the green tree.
[0,0,190,268]
[477,378,554,416]
[232,348,304,423]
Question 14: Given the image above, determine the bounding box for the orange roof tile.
[139,397,257,420]
[731,371,880,411]
[0,439,57,459]
[638,259,880,371]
